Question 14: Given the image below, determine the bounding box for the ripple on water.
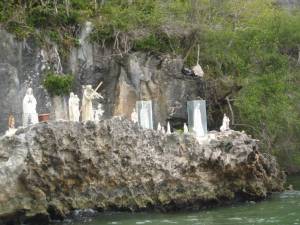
[56,188,300,225]
[136,220,152,224]
[161,220,177,224]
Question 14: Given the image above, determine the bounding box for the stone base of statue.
[23,113,39,127]
[51,96,68,121]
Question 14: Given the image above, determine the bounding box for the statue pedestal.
[187,100,207,137]
[51,96,68,120]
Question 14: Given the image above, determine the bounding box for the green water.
[61,176,300,225]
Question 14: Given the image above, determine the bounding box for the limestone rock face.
[0,28,204,134]
[0,119,285,223]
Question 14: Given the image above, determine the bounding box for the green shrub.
[27,6,54,28]
[133,33,181,54]
[90,23,115,43]
[71,0,91,10]
[0,1,14,22]
[90,0,163,44]
[27,6,80,28]
[5,21,34,40]
[43,73,74,96]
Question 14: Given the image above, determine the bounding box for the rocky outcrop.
[0,119,285,224]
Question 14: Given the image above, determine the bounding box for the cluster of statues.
[17,85,105,132]
[130,103,230,137]
[5,85,231,138]
[68,85,104,123]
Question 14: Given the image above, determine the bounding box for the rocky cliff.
[0,118,285,224]
[0,25,209,134]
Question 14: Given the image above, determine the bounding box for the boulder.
[0,119,285,224]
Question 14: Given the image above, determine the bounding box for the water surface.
[60,176,300,225]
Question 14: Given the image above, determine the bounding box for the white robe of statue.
[140,105,150,129]
[23,88,38,127]
[193,107,205,137]
[68,93,75,121]
[94,104,104,122]
[131,108,138,124]
[220,114,230,132]
[69,93,80,122]
[184,123,189,134]
[157,122,162,132]
[167,122,171,134]
[73,95,80,122]
[81,85,102,122]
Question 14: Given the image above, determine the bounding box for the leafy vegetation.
[43,73,74,96]
[1,0,300,170]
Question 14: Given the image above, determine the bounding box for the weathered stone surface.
[0,119,285,223]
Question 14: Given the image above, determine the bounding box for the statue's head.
[26,88,33,95]
[70,92,74,97]
[86,85,92,90]
[98,104,102,109]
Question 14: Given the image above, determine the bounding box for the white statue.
[220,114,230,132]
[69,92,80,122]
[81,85,103,122]
[68,92,75,120]
[184,123,189,134]
[73,95,80,122]
[131,108,138,124]
[94,103,104,121]
[167,122,171,134]
[23,88,38,127]
[161,127,166,134]
[157,122,162,132]
[193,107,205,137]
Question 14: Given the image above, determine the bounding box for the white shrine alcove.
[136,100,153,129]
